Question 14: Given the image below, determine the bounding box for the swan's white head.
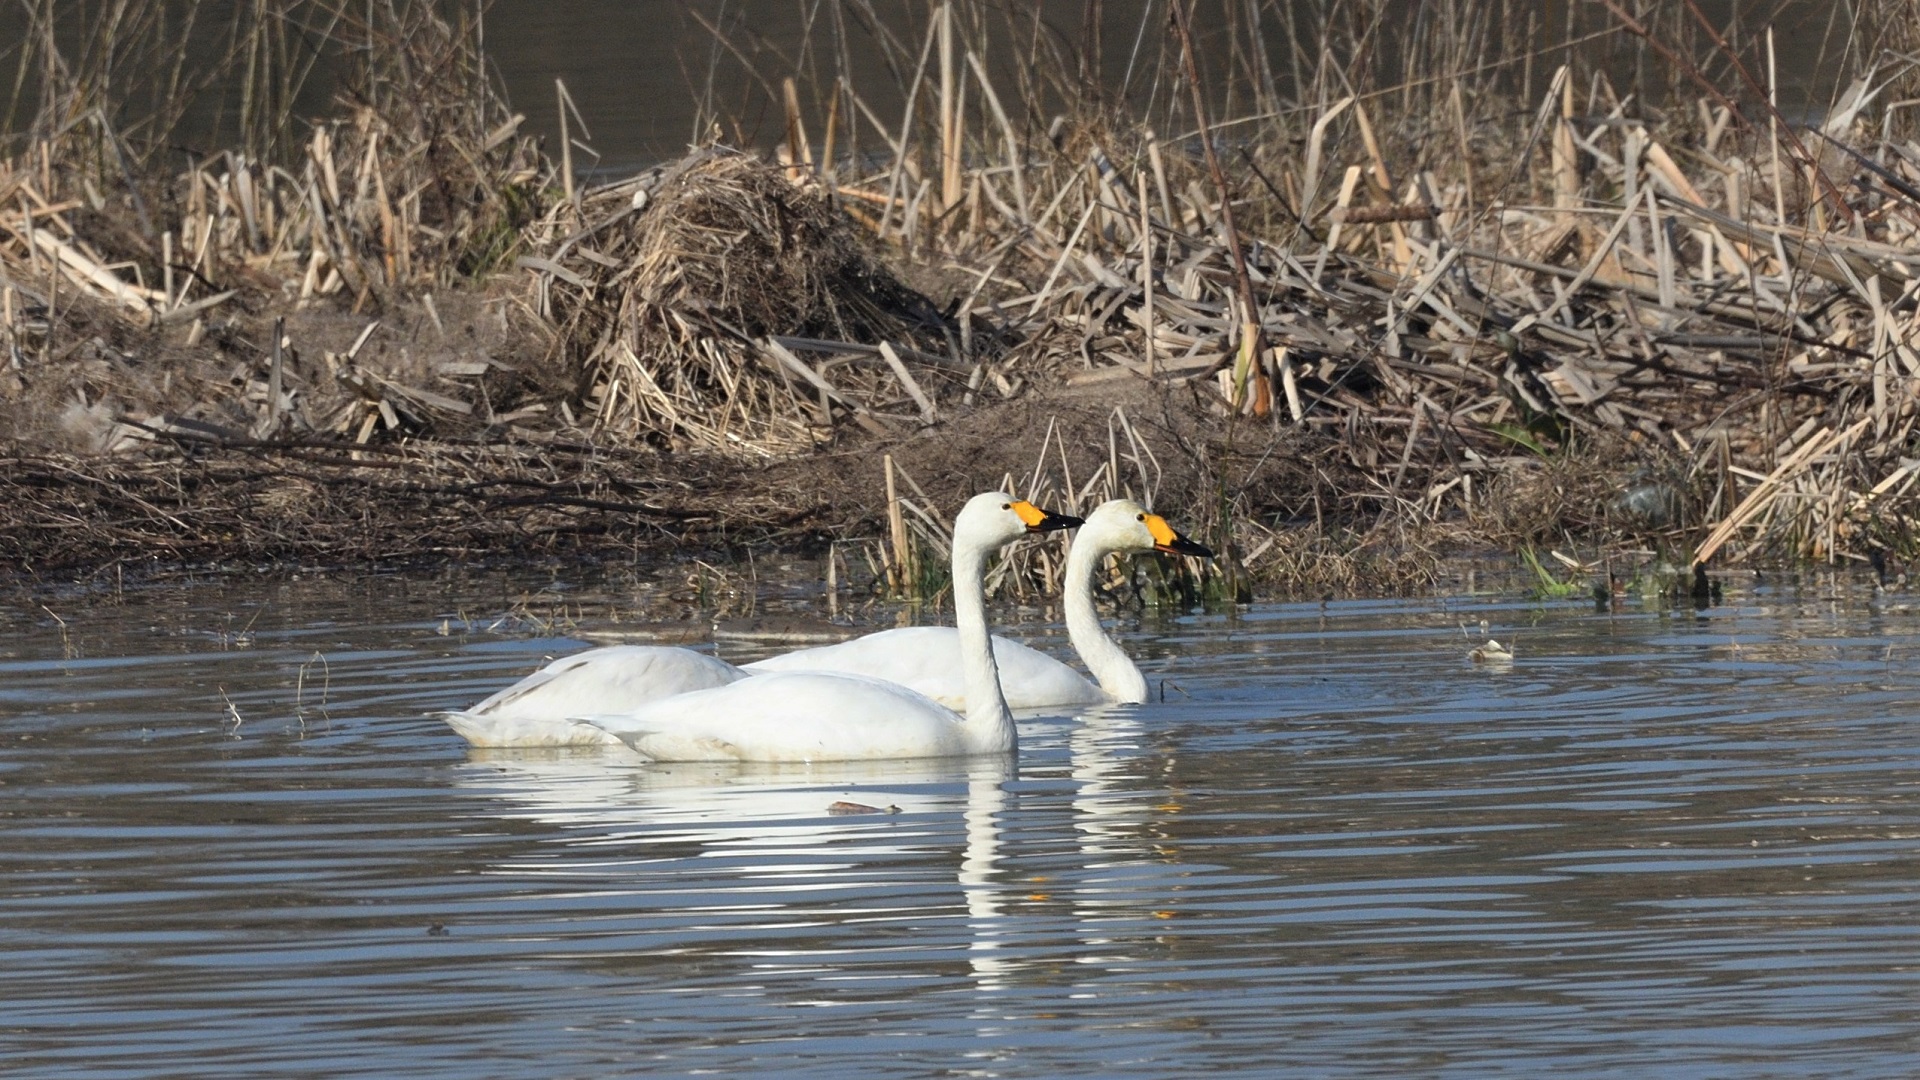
[1081,499,1214,558]
[955,491,1083,550]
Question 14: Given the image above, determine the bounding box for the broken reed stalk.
[1138,168,1155,377]
[557,78,576,207]
[937,2,961,214]
[781,76,812,178]
[885,452,910,593]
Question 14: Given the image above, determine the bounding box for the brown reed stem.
[1168,0,1267,417]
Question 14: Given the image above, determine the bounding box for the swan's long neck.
[953,539,1016,752]
[1064,533,1149,703]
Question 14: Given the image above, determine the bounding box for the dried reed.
[10,0,1920,592]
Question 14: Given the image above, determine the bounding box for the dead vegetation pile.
[516,148,960,454]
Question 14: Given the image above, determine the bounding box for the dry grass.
[515,148,957,455]
[8,0,1920,595]
[718,1,1920,578]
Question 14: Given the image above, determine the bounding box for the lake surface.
[479,0,1844,170]
[0,2,1843,171]
[5,566,1920,1077]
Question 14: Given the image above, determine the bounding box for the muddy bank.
[0,375,1456,592]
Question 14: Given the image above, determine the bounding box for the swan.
[444,645,747,748]
[572,492,1081,761]
[741,498,1211,708]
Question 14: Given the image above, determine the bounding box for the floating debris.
[827,800,900,816]
[1469,640,1515,665]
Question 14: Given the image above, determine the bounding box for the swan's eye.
[1136,513,1146,521]
[1002,502,1012,510]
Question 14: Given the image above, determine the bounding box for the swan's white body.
[576,493,1077,762]
[444,645,746,748]
[573,670,1005,762]
[742,499,1209,708]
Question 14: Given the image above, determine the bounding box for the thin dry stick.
[819,86,840,182]
[1169,0,1267,415]
[878,341,936,422]
[1552,69,1578,215]
[1025,198,1100,319]
[268,315,284,433]
[556,79,574,207]
[1297,96,1355,231]
[1352,104,1411,269]
[880,16,941,240]
[1313,165,1363,281]
[1146,131,1174,226]
[1138,168,1155,376]
[781,77,813,178]
[966,50,1027,220]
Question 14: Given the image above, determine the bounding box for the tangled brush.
[522,148,959,455]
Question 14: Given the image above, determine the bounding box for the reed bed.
[702,0,1920,579]
[0,0,546,453]
[6,0,1920,593]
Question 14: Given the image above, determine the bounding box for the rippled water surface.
[5,569,1920,1077]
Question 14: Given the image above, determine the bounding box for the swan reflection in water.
[451,750,1019,989]
[1066,702,1186,935]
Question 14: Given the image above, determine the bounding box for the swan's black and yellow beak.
[1144,513,1213,558]
[1010,500,1084,533]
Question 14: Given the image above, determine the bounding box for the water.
[0,2,1845,171]
[5,569,1920,1077]
[480,0,1846,170]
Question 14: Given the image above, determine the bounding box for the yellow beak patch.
[1143,513,1179,546]
[1009,500,1049,528]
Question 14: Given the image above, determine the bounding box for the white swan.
[444,645,747,748]
[741,498,1211,708]
[572,492,1082,761]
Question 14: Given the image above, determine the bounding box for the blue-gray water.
[4,568,1920,1077]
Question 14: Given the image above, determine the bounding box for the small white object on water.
[1469,640,1514,665]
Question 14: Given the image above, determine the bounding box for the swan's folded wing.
[466,646,744,720]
